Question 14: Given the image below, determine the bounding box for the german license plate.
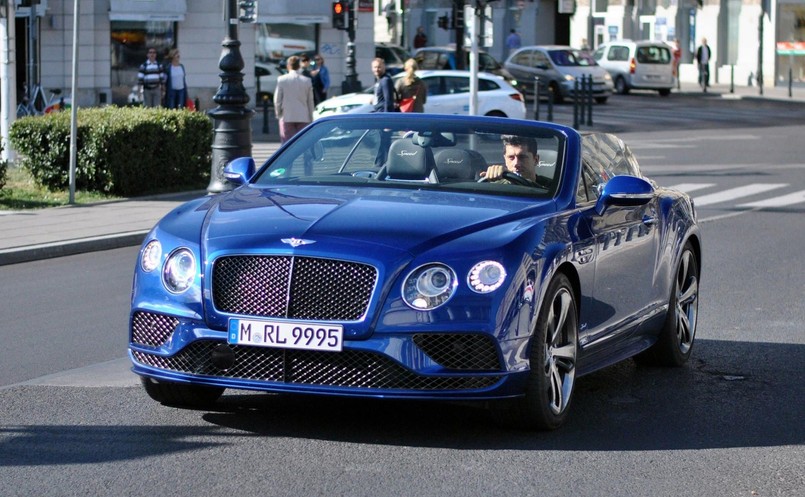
[228,318,343,352]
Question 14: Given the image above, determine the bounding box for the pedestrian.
[273,55,314,144]
[138,47,166,107]
[394,58,427,113]
[371,57,396,113]
[371,57,396,167]
[311,54,330,104]
[696,37,711,92]
[506,29,522,56]
[383,1,396,35]
[672,39,682,87]
[164,48,188,109]
[413,26,428,49]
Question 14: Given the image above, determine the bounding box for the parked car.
[376,42,410,76]
[255,61,285,101]
[313,70,526,119]
[129,113,701,431]
[413,46,517,84]
[504,45,614,103]
[592,40,675,96]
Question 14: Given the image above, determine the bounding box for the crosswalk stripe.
[667,183,716,193]
[693,184,788,206]
[737,189,805,208]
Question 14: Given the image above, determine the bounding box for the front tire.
[497,274,578,430]
[141,377,225,408]
[637,243,699,366]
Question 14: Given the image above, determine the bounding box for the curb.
[0,231,149,266]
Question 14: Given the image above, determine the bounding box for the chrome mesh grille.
[213,256,377,321]
[413,334,501,371]
[131,311,179,347]
[133,341,501,391]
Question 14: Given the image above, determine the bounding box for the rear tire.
[496,274,578,430]
[548,82,564,104]
[615,76,629,95]
[658,88,671,97]
[636,242,699,367]
[141,377,224,408]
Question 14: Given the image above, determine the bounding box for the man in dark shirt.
[371,58,397,166]
[372,58,396,113]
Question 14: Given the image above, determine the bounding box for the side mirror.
[594,175,654,215]
[223,157,256,186]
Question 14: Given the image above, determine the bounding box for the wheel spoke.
[549,363,563,412]
[677,311,692,345]
[678,276,698,306]
[549,291,571,345]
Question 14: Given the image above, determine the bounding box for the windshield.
[549,49,598,67]
[253,116,566,198]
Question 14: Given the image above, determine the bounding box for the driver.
[481,135,539,184]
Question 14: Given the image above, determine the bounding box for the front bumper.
[129,310,531,401]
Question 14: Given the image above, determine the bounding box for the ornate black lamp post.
[207,0,255,193]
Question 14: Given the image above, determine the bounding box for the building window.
[110,21,176,105]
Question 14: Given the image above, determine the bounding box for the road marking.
[1,357,139,390]
[693,183,788,206]
[667,183,716,193]
[737,189,805,208]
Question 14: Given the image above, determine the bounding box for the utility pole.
[0,0,17,163]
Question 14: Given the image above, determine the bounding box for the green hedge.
[9,107,212,197]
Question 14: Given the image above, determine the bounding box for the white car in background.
[313,70,526,120]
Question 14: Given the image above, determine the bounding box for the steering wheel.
[478,171,539,187]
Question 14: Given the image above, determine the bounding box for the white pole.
[1,1,17,163]
[468,4,478,116]
[69,0,79,204]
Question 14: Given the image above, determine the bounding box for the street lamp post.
[207,0,254,193]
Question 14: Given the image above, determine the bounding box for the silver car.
[504,45,614,104]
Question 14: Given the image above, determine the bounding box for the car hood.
[199,185,554,259]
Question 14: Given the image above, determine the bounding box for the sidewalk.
[1,82,803,266]
[0,126,281,266]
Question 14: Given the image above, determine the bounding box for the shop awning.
[109,0,187,22]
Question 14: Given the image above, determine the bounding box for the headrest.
[434,149,476,181]
[386,139,436,181]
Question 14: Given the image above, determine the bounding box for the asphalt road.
[1,95,803,497]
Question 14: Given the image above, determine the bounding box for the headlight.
[162,248,197,294]
[402,263,457,310]
[604,72,612,81]
[468,261,507,293]
[141,240,162,272]
[564,74,575,82]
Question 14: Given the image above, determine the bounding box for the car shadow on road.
[199,338,804,450]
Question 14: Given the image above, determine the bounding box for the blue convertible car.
[129,114,701,430]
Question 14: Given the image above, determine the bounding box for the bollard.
[262,95,270,134]
[586,75,593,127]
[730,65,735,93]
[533,76,540,121]
[195,97,200,111]
[547,86,554,122]
[789,67,793,98]
[573,79,579,129]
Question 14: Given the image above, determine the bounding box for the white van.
[593,40,674,96]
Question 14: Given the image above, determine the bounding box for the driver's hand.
[481,165,506,180]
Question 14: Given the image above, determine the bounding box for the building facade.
[3,0,803,112]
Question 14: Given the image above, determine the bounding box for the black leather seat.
[434,149,486,182]
[384,139,438,183]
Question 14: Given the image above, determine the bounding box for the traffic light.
[438,14,449,30]
[332,1,348,31]
[453,3,465,29]
[238,1,258,23]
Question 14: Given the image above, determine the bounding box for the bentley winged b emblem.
[281,238,316,247]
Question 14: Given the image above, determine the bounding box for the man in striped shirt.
[138,48,166,107]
